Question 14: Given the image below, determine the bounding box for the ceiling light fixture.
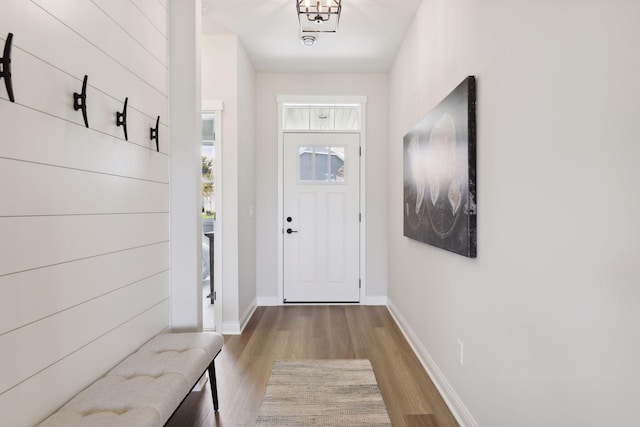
[297,0,342,33]
[300,35,318,46]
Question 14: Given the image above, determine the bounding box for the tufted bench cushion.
[38,332,224,427]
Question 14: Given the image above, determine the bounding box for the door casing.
[276,95,368,305]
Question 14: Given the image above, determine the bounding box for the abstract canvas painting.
[403,76,477,258]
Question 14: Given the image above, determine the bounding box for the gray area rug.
[256,359,392,426]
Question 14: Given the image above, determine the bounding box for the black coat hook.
[150,115,160,152]
[116,97,128,140]
[73,75,89,128]
[0,33,15,102]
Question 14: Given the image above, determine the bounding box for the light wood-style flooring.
[167,305,459,427]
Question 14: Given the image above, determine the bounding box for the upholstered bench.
[38,332,224,427]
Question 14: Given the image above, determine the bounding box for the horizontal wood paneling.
[0,242,169,335]
[2,42,169,153]
[32,0,167,94]
[131,0,168,38]
[0,213,169,276]
[0,5,168,122]
[0,0,170,423]
[91,0,168,67]
[0,159,169,216]
[0,271,169,393]
[0,100,169,181]
[0,301,169,427]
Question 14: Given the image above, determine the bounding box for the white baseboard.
[240,298,257,333]
[257,297,280,306]
[221,322,240,335]
[386,299,479,427]
[365,296,387,306]
[223,298,258,335]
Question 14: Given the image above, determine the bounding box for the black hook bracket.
[116,97,128,140]
[150,116,160,152]
[1,33,15,102]
[73,75,89,128]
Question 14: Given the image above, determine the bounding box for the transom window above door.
[283,105,361,131]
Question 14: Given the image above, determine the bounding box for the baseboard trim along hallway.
[387,298,479,427]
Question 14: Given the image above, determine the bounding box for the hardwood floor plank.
[167,306,459,427]
[405,413,440,427]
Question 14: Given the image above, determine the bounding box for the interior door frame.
[276,95,368,305]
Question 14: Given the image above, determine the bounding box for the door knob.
[286,228,298,234]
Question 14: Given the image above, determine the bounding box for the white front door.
[283,133,360,302]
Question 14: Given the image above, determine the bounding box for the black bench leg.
[208,360,219,412]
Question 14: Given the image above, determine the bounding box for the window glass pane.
[314,147,330,181]
[283,104,361,131]
[285,107,310,130]
[202,113,215,233]
[333,108,359,130]
[299,147,314,181]
[202,113,214,142]
[310,108,334,130]
[202,146,215,216]
[331,147,345,182]
[298,146,346,183]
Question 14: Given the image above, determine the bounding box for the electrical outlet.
[457,339,464,367]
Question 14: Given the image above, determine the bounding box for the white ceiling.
[201,0,423,73]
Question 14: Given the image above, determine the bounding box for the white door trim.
[276,95,368,305]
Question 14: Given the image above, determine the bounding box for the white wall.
[0,1,169,425]
[169,0,202,330]
[202,35,239,330]
[255,73,389,303]
[201,35,257,332]
[237,43,258,323]
[387,1,640,426]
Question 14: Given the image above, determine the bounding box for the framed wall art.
[403,76,477,258]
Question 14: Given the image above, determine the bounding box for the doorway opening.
[202,107,222,330]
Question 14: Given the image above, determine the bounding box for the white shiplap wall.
[0,1,169,426]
